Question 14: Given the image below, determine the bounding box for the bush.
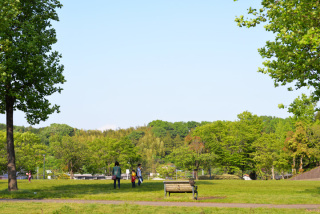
[213,174,241,180]
[55,173,70,180]
[198,175,212,180]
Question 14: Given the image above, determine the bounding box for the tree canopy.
[235,0,320,101]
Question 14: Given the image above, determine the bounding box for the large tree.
[235,0,320,101]
[0,0,64,190]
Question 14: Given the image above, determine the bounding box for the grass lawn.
[0,202,317,214]
[0,179,320,213]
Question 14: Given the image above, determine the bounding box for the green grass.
[0,179,320,213]
[1,179,320,204]
[0,202,318,214]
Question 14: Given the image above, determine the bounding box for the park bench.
[163,180,198,200]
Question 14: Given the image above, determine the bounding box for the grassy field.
[0,202,318,214]
[0,179,320,213]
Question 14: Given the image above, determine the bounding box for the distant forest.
[1,109,320,180]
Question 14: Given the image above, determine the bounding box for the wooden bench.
[163,180,198,200]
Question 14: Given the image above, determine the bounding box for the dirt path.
[1,199,320,210]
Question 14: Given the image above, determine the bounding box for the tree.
[284,122,310,174]
[227,112,263,175]
[52,135,88,179]
[14,132,46,173]
[307,122,320,167]
[109,137,141,171]
[137,132,164,174]
[85,137,117,175]
[169,136,217,180]
[192,120,228,172]
[39,123,75,145]
[0,1,64,190]
[252,133,288,180]
[235,0,320,101]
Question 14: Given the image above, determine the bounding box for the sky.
[0,0,312,130]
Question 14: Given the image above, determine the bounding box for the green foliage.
[110,137,141,170]
[14,132,47,172]
[169,135,217,179]
[0,131,6,174]
[0,0,65,191]
[39,123,75,145]
[252,133,288,179]
[151,127,167,138]
[128,130,145,142]
[209,174,241,180]
[136,132,164,173]
[0,0,65,123]
[1,114,319,180]
[287,94,316,125]
[192,112,263,175]
[52,135,88,178]
[55,173,70,180]
[0,131,46,173]
[235,0,320,102]
[156,164,175,179]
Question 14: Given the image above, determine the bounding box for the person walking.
[137,163,143,186]
[112,161,121,189]
[26,171,32,182]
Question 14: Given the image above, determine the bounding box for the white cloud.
[98,124,118,131]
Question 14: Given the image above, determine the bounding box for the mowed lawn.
[0,179,319,204]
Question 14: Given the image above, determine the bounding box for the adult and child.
[112,161,143,189]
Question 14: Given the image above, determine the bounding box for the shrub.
[56,173,70,180]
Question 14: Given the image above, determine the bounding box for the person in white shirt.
[137,163,143,186]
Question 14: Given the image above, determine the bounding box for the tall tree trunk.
[6,95,18,191]
[271,165,275,180]
[69,161,74,179]
[299,156,303,173]
[194,161,199,180]
[292,157,296,175]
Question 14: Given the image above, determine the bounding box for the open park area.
[1,179,320,213]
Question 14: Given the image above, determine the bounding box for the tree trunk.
[299,156,303,173]
[6,95,18,191]
[271,165,275,180]
[194,169,198,180]
[69,161,74,179]
[292,157,296,175]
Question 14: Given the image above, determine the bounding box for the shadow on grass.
[303,186,320,196]
[0,180,166,199]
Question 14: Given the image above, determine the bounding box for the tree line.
[0,95,319,180]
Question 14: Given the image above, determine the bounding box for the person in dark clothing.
[112,161,121,189]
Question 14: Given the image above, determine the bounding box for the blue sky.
[0,0,311,130]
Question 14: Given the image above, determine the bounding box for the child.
[131,169,136,188]
[26,171,31,182]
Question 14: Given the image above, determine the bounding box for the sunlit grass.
[0,179,319,204]
[0,202,317,214]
